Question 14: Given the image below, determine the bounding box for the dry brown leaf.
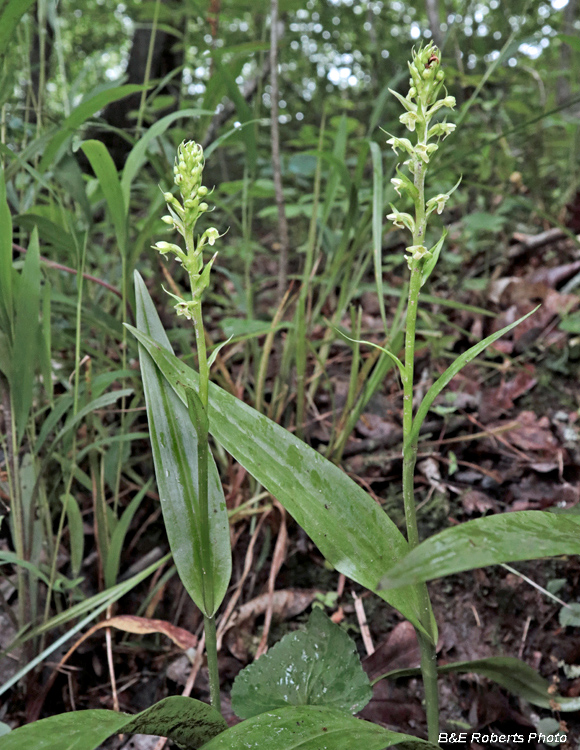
[480,366,537,422]
[96,615,198,651]
[505,411,559,453]
[232,588,319,627]
[461,490,498,515]
[363,621,421,682]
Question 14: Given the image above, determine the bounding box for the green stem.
[204,613,221,710]
[191,300,222,716]
[418,630,439,744]
[401,139,439,741]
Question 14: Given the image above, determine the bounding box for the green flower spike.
[154,141,221,316]
[386,42,457,278]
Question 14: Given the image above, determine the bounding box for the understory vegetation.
[1,1,580,748]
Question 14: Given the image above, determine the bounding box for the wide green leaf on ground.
[129,272,436,643]
[199,705,439,750]
[136,282,231,618]
[231,608,372,719]
[0,696,227,750]
[380,656,580,712]
[379,511,580,589]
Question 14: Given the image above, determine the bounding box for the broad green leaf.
[0,167,13,335]
[199,705,439,750]
[406,306,539,450]
[136,287,231,617]
[0,0,36,51]
[0,696,226,750]
[80,141,127,257]
[39,85,144,172]
[380,510,580,589]
[381,656,580,712]
[120,107,213,205]
[231,608,372,719]
[128,272,436,643]
[12,228,41,444]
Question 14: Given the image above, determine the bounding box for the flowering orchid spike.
[386,44,457,282]
[155,140,222,313]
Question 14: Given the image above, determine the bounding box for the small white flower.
[399,111,420,132]
[414,143,438,164]
[391,178,404,197]
[386,205,415,233]
[407,244,429,260]
[205,227,220,245]
[386,136,414,157]
[426,193,449,215]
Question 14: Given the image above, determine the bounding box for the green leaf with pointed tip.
[421,230,447,288]
[39,85,144,173]
[80,140,127,257]
[120,108,213,205]
[406,306,540,450]
[380,510,580,589]
[231,608,372,719]
[0,696,227,750]
[0,0,36,53]
[128,272,436,644]
[136,283,231,617]
[199,705,439,750]
[379,656,580,712]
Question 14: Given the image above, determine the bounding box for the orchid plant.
[5,44,580,750]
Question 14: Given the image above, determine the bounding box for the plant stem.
[401,140,440,742]
[418,630,439,743]
[191,300,222,716]
[204,613,221,710]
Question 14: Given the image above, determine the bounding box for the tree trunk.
[557,0,578,106]
[425,0,443,49]
[94,3,183,167]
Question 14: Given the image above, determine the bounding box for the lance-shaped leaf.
[379,510,580,589]
[377,656,580,712]
[199,705,439,750]
[128,272,437,643]
[80,140,127,257]
[406,306,540,450]
[421,230,447,288]
[0,696,227,750]
[136,288,231,617]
